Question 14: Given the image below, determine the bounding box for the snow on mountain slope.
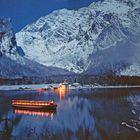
[0,55,73,78]
[0,18,72,78]
[120,64,140,76]
[16,0,140,75]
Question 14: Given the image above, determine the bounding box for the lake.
[0,87,140,140]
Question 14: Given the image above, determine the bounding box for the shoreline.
[1,84,140,91]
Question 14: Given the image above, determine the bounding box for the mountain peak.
[16,0,140,75]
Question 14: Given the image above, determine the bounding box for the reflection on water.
[0,112,21,140]
[0,88,140,140]
[14,109,54,119]
[53,86,69,100]
[0,118,13,140]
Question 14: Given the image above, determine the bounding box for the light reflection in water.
[53,86,69,100]
[0,88,140,140]
[14,109,54,120]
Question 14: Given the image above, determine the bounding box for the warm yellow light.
[14,109,54,118]
[52,84,69,100]
[12,100,56,106]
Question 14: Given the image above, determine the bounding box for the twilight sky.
[0,0,95,32]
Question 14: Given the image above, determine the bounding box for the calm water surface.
[0,87,140,140]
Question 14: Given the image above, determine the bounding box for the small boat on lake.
[12,100,57,110]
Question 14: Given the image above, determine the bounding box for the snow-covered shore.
[0,84,57,90]
[1,84,140,91]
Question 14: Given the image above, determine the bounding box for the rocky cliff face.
[0,18,25,59]
[0,18,71,78]
[16,0,140,76]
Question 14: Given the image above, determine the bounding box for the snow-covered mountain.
[16,0,140,76]
[0,18,71,78]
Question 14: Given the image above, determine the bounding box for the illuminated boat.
[57,79,69,89]
[12,100,57,110]
[59,82,69,89]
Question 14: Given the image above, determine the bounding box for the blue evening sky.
[0,0,95,32]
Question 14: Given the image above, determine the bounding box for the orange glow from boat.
[14,109,54,118]
[12,100,56,106]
